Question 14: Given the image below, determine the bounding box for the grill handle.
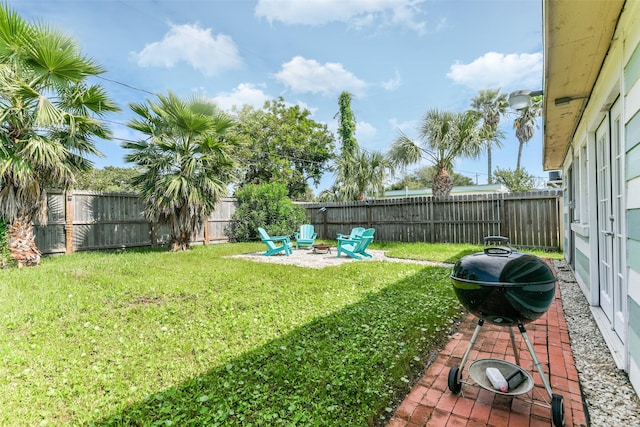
[483,236,512,255]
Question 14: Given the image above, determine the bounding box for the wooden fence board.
[33,190,561,254]
[299,190,562,250]
[34,191,237,254]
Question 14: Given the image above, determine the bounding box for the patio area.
[228,247,449,269]
[386,262,588,427]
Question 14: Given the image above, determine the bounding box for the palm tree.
[388,109,483,197]
[329,148,389,201]
[0,4,119,266]
[124,92,240,251]
[470,89,509,184]
[513,95,543,170]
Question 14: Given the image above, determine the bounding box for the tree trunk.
[487,142,493,184]
[8,213,41,267]
[432,167,453,197]
[170,230,191,251]
[516,141,524,171]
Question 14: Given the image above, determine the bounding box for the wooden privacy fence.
[34,189,562,255]
[34,190,236,255]
[299,190,562,250]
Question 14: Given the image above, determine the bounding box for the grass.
[0,242,560,426]
[373,241,563,263]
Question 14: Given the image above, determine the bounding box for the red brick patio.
[386,277,588,427]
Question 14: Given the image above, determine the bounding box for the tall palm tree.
[124,92,240,251]
[388,109,483,197]
[470,89,509,184]
[0,4,119,266]
[514,95,543,170]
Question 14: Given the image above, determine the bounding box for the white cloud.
[274,56,367,97]
[381,69,401,90]
[356,121,377,141]
[446,52,543,91]
[131,23,242,76]
[255,0,428,34]
[211,83,270,111]
[389,118,417,134]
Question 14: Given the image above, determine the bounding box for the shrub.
[0,219,13,268]
[226,183,309,241]
[493,167,537,192]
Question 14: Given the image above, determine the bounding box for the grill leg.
[518,322,553,399]
[459,318,484,371]
[509,326,520,365]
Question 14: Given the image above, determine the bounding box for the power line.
[95,75,156,96]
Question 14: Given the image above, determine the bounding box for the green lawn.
[0,242,561,426]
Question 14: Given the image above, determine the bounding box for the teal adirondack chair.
[293,224,317,249]
[355,228,375,258]
[336,235,374,260]
[258,227,293,256]
[337,227,365,240]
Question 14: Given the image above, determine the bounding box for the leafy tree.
[387,165,474,190]
[493,167,536,192]
[74,166,140,192]
[225,183,308,242]
[335,91,358,157]
[124,92,240,252]
[388,109,483,197]
[514,95,543,170]
[0,4,119,267]
[470,89,508,183]
[232,98,334,200]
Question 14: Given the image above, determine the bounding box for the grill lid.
[451,237,556,287]
[449,237,557,324]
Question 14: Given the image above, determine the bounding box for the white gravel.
[228,248,450,269]
[554,260,640,426]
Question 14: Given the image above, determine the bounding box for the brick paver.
[386,262,588,427]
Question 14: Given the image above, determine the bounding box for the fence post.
[499,196,507,240]
[322,208,328,239]
[64,190,74,254]
[203,215,210,245]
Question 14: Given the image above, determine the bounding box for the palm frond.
[388,131,424,167]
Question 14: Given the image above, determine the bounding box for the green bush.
[226,183,309,241]
[0,219,13,268]
[493,167,537,192]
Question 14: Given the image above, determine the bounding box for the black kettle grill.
[448,236,565,426]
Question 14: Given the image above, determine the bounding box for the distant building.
[382,183,508,198]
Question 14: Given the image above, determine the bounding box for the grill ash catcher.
[448,236,565,427]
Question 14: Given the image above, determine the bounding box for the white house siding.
[562,1,640,395]
[627,114,640,395]
[625,5,640,393]
[630,228,640,396]
[573,234,590,291]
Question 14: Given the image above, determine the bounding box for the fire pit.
[312,244,332,254]
[447,237,564,426]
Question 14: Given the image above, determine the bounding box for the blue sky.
[13,0,545,193]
